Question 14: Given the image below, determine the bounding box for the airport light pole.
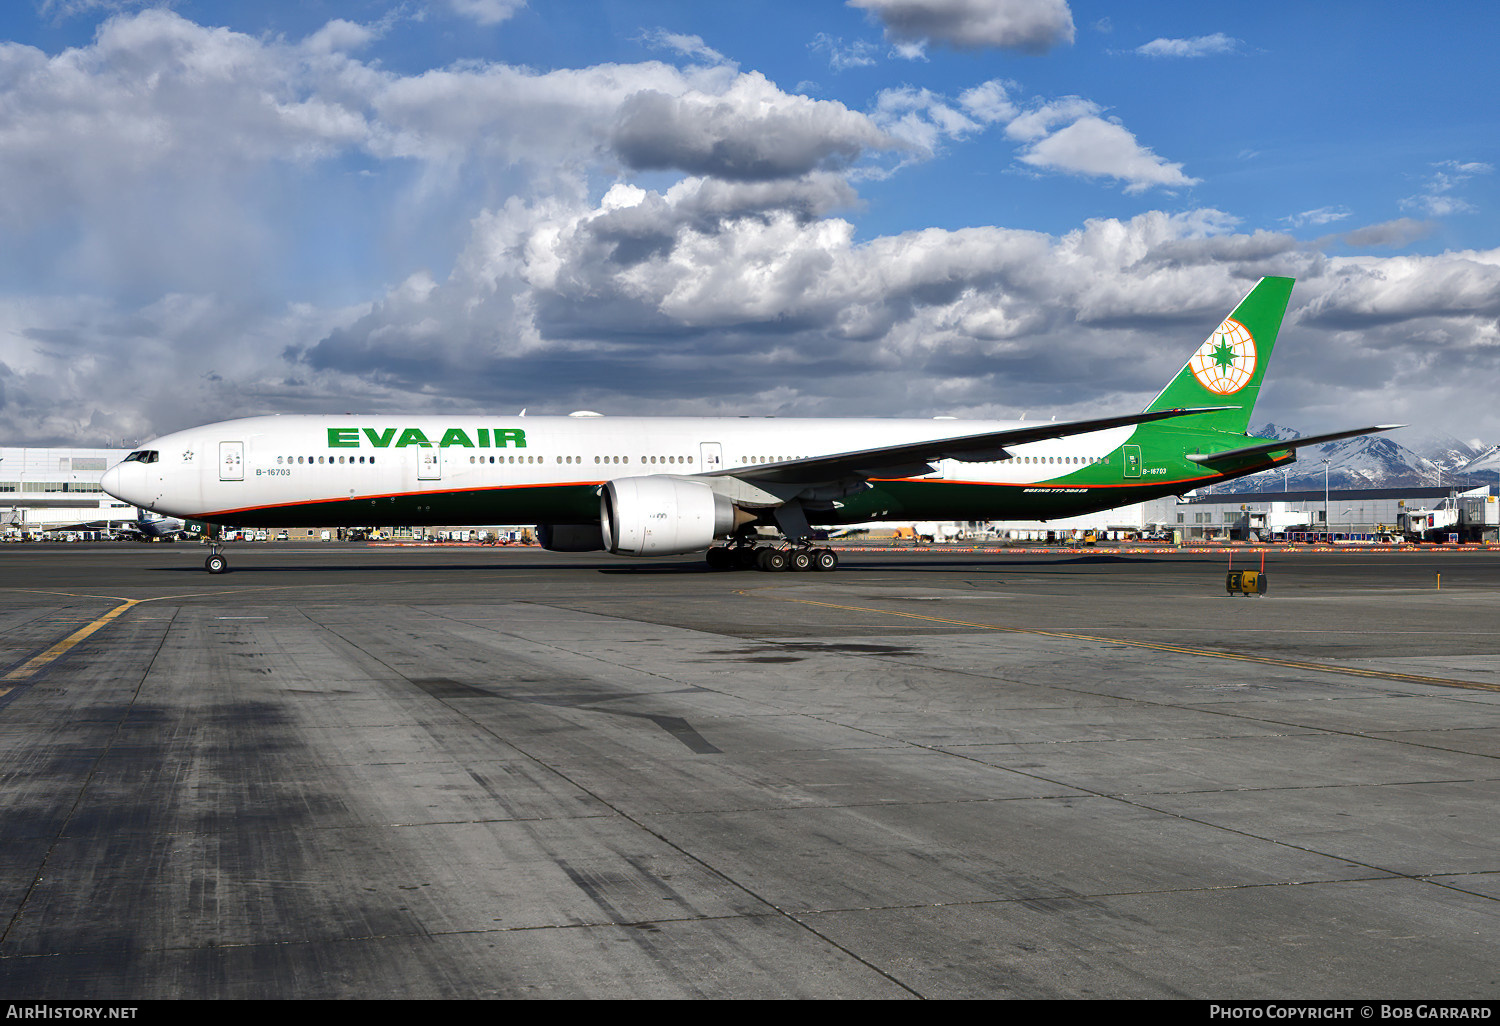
[1323,459,1331,537]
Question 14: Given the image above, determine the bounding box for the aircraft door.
[219,441,244,481]
[417,447,442,481]
[1122,445,1142,479]
[699,442,722,473]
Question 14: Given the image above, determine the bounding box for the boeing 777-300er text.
[101,276,1399,573]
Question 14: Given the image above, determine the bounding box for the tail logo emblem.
[1188,317,1257,395]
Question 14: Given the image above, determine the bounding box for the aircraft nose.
[100,463,122,498]
[101,461,147,506]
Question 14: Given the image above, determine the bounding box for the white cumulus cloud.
[1133,33,1240,58]
[849,0,1075,54]
[1400,160,1493,218]
[1015,116,1200,193]
[445,0,527,26]
[2,8,1493,449]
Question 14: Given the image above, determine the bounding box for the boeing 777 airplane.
[101,277,1398,573]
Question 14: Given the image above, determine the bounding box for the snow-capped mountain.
[1457,444,1500,479]
[1396,430,1485,477]
[1254,422,1303,444]
[1231,423,1488,491]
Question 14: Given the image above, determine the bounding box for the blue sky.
[1,0,1497,446]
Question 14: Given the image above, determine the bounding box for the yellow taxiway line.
[2,598,145,690]
[0,580,430,698]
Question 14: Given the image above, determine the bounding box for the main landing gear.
[705,543,839,572]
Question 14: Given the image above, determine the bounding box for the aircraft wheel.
[705,547,732,570]
[734,546,760,570]
[790,549,814,572]
[204,554,228,574]
[813,548,839,571]
[757,548,789,572]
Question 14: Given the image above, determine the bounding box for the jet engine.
[536,523,605,552]
[600,476,740,556]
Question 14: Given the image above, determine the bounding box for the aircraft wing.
[702,406,1234,485]
[1185,425,1405,466]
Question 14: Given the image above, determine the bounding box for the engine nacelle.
[536,523,605,552]
[601,476,737,556]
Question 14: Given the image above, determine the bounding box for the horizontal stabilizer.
[1185,425,1406,465]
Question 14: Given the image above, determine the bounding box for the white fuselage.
[101,413,1140,527]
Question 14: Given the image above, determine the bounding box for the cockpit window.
[122,450,159,464]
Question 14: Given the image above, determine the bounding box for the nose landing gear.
[203,523,230,572]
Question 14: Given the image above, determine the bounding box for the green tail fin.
[1144,276,1294,435]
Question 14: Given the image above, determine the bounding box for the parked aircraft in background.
[101,277,1398,573]
[120,509,189,540]
[39,508,189,541]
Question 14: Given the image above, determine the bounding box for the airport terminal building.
[1141,484,1497,542]
[963,484,1496,543]
[0,446,135,537]
[0,446,508,542]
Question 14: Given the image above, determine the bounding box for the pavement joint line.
[309,610,929,999]
[743,587,1500,695]
[0,603,180,950]
[0,873,1422,961]
[455,595,1473,929]
[0,583,383,689]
